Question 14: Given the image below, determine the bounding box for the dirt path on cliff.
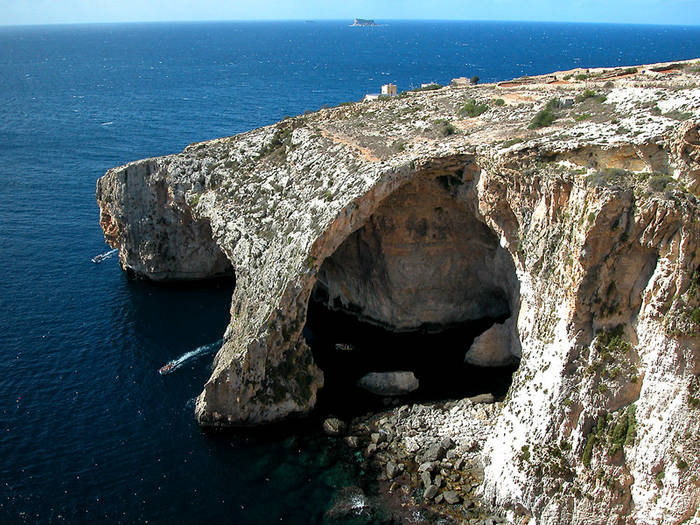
[318,126,380,162]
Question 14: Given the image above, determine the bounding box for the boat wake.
[158,339,223,375]
[91,248,118,264]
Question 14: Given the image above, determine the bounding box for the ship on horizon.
[351,18,378,26]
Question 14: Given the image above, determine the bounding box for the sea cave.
[303,168,522,417]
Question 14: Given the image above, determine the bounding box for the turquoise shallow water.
[1,20,700,524]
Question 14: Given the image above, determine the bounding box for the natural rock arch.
[303,163,522,409]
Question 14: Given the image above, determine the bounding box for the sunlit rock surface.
[97,60,700,524]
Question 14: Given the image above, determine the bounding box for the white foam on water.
[159,339,223,375]
[91,248,117,263]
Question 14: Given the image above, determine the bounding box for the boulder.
[322,417,347,436]
[344,435,360,449]
[464,318,517,367]
[423,484,438,500]
[356,371,419,396]
[386,461,400,479]
[422,443,446,462]
[468,393,495,405]
[443,490,461,504]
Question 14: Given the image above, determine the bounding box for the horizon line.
[2,18,700,29]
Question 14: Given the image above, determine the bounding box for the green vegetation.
[393,140,406,152]
[529,98,560,129]
[664,109,693,121]
[677,458,689,470]
[503,137,525,148]
[582,405,637,468]
[575,89,607,104]
[622,67,638,75]
[574,113,592,122]
[520,445,531,462]
[688,375,700,409]
[494,98,505,106]
[585,324,634,377]
[582,415,606,467]
[471,75,480,85]
[585,167,633,188]
[434,119,456,136]
[575,73,589,81]
[609,405,636,455]
[257,124,294,163]
[594,324,631,356]
[648,174,675,192]
[409,83,442,92]
[655,469,665,487]
[458,98,489,118]
[666,270,700,337]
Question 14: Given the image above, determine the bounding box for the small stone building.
[381,83,397,96]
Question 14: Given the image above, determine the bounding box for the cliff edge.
[97,60,700,524]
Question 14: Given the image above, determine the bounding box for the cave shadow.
[301,169,522,420]
[304,297,519,421]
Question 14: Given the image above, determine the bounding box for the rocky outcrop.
[97,59,700,524]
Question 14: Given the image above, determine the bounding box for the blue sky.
[2,0,700,26]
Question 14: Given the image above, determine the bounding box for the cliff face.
[97,60,700,524]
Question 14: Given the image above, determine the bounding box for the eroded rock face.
[465,317,519,367]
[96,159,233,280]
[314,171,517,331]
[97,60,700,524]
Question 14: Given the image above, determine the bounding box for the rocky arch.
[193,156,526,426]
[302,161,522,411]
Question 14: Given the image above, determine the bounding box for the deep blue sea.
[1,20,700,524]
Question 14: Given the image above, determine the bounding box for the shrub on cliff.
[458,98,489,118]
[648,173,675,192]
[585,168,632,188]
[410,83,442,92]
[434,119,456,136]
[575,89,607,103]
[528,98,561,129]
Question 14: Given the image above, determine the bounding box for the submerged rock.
[357,371,419,396]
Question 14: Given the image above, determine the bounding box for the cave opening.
[303,170,521,419]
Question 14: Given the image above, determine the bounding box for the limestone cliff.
[97,60,700,524]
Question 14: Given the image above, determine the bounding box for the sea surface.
[1,20,700,524]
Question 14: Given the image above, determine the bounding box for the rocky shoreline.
[323,394,511,524]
